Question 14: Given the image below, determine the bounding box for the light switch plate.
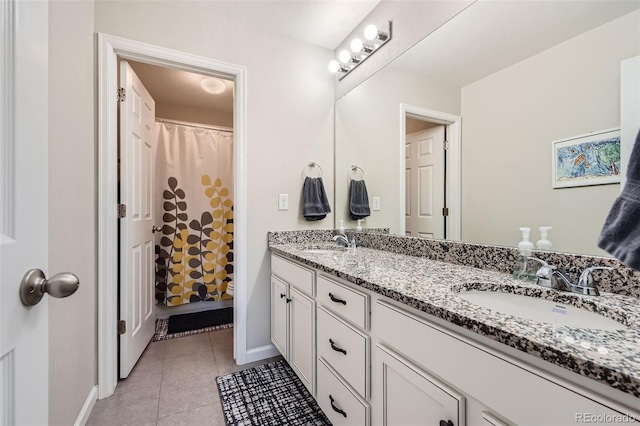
[278,193,289,210]
[372,196,381,211]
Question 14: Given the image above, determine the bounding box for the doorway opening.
[117,59,236,379]
[399,104,461,240]
[98,33,248,399]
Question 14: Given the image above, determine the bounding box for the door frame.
[399,104,461,240]
[97,33,248,399]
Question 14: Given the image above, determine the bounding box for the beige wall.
[461,11,640,255]
[94,0,334,356]
[48,1,97,425]
[406,118,439,134]
[335,66,461,232]
[156,102,233,128]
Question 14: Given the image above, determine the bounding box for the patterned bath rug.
[152,307,233,341]
[216,360,331,426]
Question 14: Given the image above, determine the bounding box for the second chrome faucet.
[527,257,613,296]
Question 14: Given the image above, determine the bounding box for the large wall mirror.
[335,1,640,256]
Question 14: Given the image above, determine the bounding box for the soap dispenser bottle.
[513,227,537,282]
[536,226,552,251]
[356,219,363,232]
[338,220,345,234]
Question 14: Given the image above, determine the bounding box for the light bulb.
[350,38,364,52]
[364,24,378,41]
[328,60,340,73]
[338,49,352,64]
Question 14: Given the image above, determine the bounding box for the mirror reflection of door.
[405,118,445,239]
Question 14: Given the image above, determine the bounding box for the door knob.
[152,225,162,233]
[20,269,80,306]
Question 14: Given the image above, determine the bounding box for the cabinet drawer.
[317,275,369,329]
[317,358,369,426]
[271,255,314,296]
[317,306,369,399]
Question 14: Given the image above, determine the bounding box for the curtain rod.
[155,118,233,133]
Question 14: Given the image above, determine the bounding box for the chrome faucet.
[332,233,356,250]
[529,257,613,296]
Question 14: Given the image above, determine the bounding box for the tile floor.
[87,328,282,425]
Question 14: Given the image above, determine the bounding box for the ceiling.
[390,0,640,87]
[128,61,234,115]
[184,0,381,49]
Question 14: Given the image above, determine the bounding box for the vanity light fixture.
[329,20,392,80]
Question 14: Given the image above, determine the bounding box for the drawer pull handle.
[329,338,347,355]
[439,421,453,426]
[329,395,347,418]
[280,293,286,299]
[328,293,347,305]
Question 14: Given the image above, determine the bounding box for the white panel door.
[119,61,156,378]
[405,127,445,239]
[0,1,49,424]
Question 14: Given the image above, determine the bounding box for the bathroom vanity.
[269,233,640,426]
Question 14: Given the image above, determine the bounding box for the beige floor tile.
[156,403,225,426]
[162,349,216,382]
[157,372,220,418]
[114,364,163,396]
[86,386,160,426]
[164,333,212,359]
[208,328,233,350]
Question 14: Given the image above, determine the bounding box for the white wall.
[335,66,460,232]
[334,1,473,99]
[48,1,97,425]
[461,11,640,255]
[94,1,335,353]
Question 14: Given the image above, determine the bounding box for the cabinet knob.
[439,420,454,426]
[286,298,292,303]
[280,293,286,299]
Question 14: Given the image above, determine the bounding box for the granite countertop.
[269,242,640,400]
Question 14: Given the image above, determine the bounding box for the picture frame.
[552,128,621,189]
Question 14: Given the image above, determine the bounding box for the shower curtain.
[154,122,234,306]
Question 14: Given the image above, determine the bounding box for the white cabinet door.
[270,276,288,357]
[377,345,465,426]
[289,286,315,394]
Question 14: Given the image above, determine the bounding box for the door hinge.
[443,140,449,150]
[118,320,126,335]
[442,207,449,217]
[117,204,127,218]
[117,87,126,102]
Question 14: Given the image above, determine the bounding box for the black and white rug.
[153,307,233,341]
[216,360,331,426]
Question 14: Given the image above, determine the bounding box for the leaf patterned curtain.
[154,122,234,306]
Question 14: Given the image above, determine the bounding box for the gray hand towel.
[349,179,371,220]
[598,129,640,270]
[303,177,331,221]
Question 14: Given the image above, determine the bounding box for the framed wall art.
[552,128,621,189]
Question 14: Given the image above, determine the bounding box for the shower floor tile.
[87,328,282,425]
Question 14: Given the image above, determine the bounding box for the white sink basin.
[456,290,627,331]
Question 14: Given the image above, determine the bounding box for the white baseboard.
[74,385,98,426]
[244,344,280,364]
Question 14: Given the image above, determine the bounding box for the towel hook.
[348,165,365,182]
[303,161,323,178]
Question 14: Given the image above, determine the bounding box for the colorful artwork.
[552,129,621,188]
